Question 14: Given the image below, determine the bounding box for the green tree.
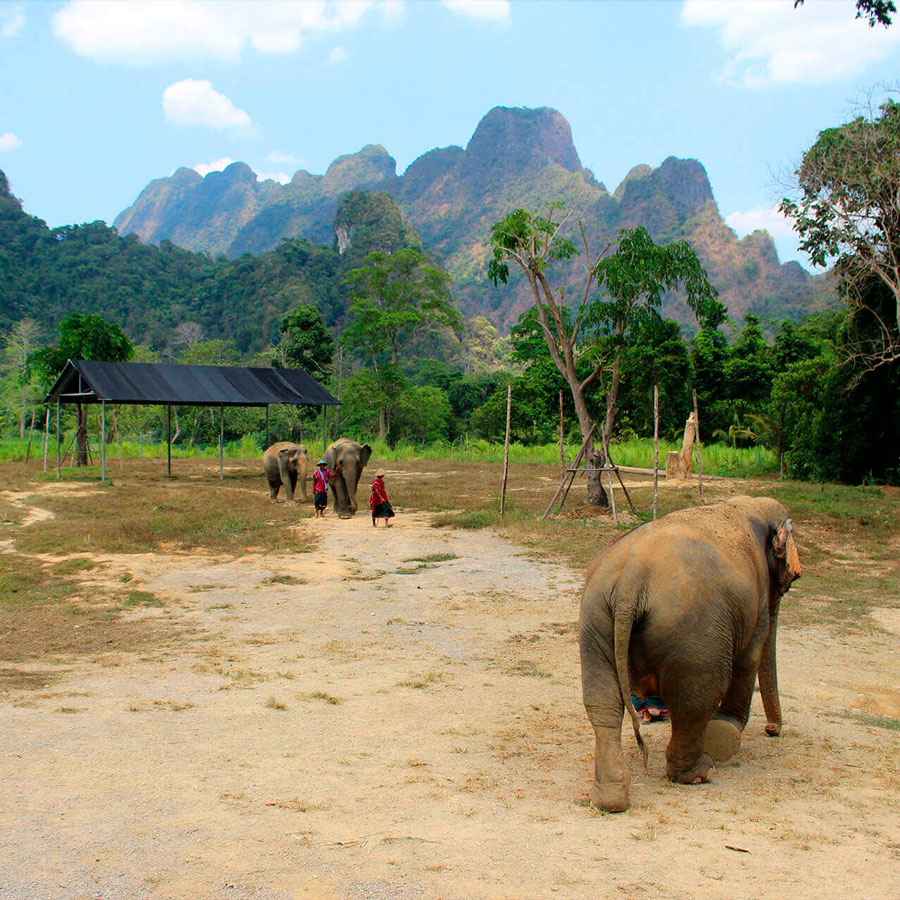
[488,206,719,505]
[27,313,133,465]
[1,318,43,438]
[273,304,336,376]
[794,0,894,28]
[781,97,900,372]
[343,249,459,439]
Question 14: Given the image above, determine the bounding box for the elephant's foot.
[705,719,742,763]
[667,753,713,785]
[588,780,629,813]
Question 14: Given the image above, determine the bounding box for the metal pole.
[100,400,106,483]
[652,385,659,521]
[219,405,224,480]
[500,384,512,520]
[693,389,704,504]
[167,404,172,477]
[56,399,61,479]
[265,405,270,448]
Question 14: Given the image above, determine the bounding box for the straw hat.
[316,459,326,466]
[375,469,386,477]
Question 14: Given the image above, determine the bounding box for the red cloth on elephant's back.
[369,476,389,508]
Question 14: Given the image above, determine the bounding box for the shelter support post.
[219,405,224,480]
[167,405,172,477]
[323,406,327,454]
[56,399,61,479]
[265,405,270,448]
[101,400,106,483]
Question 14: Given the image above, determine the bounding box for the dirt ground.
[1,471,899,900]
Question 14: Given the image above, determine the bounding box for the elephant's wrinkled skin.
[579,496,801,812]
[322,438,372,519]
[263,442,308,503]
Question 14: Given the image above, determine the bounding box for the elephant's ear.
[359,444,373,466]
[774,518,801,582]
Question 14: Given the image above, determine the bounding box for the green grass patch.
[117,590,163,609]
[308,691,343,705]
[403,552,458,563]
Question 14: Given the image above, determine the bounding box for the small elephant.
[579,496,801,812]
[263,442,309,503]
[322,437,372,519]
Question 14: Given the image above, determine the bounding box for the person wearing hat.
[312,458,333,518]
[369,469,395,527]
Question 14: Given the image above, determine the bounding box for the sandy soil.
[1,497,899,900]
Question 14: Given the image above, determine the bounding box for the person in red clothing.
[312,459,333,518]
[369,469,395,527]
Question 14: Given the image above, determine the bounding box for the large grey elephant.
[322,437,372,519]
[579,496,801,812]
[263,442,308,503]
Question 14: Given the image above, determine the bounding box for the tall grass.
[0,435,778,478]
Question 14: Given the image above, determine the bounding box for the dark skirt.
[314,492,328,510]
[372,501,394,519]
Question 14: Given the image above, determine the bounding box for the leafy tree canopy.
[274,304,336,375]
[781,97,900,371]
[26,312,133,388]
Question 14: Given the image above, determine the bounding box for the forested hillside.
[0,174,419,353]
[115,106,833,328]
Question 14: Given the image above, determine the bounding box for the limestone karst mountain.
[114,106,827,328]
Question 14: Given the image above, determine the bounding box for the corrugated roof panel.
[45,360,340,407]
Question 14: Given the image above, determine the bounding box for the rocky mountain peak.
[323,144,397,194]
[464,106,583,175]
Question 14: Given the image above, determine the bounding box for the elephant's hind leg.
[581,626,630,812]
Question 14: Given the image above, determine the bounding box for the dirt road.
[1,501,899,899]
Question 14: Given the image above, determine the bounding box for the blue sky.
[2,0,900,266]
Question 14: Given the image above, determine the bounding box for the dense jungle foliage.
[1,167,897,485]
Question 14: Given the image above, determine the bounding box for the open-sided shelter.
[45,360,341,481]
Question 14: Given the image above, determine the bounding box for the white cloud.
[726,204,807,262]
[327,45,348,65]
[0,131,22,151]
[163,79,254,134]
[266,149,305,166]
[442,0,509,22]
[193,157,237,177]
[681,0,900,87]
[0,3,24,37]
[53,0,385,65]
[257,171,291,184]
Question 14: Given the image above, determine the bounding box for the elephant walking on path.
[579,496,801,812]
[322,438,372,519]
[263,442,308,503]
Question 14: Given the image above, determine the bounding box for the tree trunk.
[76,402,88,466]
[569,374,608,508]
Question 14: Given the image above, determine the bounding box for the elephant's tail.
[613,595,647,770]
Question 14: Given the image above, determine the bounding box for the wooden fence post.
[500,384,512,520]
[653,384,659,520]
[693,389,704,504]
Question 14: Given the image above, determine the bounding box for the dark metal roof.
[45,360,340,407]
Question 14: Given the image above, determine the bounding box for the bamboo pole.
[100,400,106,483]
[24,409,36,465]
[265,405,270,448]
[56,399,61,478]
[558,389,565,478]
[693,389,704,504]
[652,385,659,520]
[542,425,595,519]
[602,434,618,525]
[42,408,50,473]
[167,404,172,477]
[500,384,512,520]
[219,405,224,480]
